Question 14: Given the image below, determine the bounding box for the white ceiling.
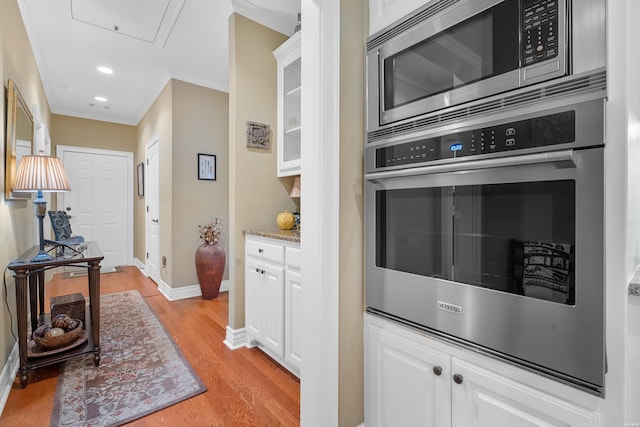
[17,0,300,126]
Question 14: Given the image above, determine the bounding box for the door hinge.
[146,252,149,259]
[146,159,149,165]
[146,205,149,212]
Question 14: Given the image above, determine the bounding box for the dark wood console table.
[7,241,104,388]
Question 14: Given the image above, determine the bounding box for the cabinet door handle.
[258,248,263,254]
[261,269,265,275]
[453,373,464,384]
[433,366,443,376]
[255,268,260,273]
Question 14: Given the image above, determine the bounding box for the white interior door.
[57,146,133,268]
[145,138,161,284]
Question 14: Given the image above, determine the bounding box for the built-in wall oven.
[365,92,606,395]
[365,0,608,396]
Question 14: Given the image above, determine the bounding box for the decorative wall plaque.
[246,121,271,150]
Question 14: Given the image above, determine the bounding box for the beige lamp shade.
[289,176,301,198]
[12,154,71,192]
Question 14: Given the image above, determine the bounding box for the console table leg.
[20,369,28,389]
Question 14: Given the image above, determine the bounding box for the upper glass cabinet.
[274,32,301,177]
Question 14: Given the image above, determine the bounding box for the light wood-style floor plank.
[0,266,300,426]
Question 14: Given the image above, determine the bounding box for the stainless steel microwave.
[366,0,606,131]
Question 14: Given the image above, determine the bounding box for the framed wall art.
[198,153,216,181]
[137,162,145,197]
[246,121,271,150]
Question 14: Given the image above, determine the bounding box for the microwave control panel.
[522,0,559,65]
[374,110,575,169]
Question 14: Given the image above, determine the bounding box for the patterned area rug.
[50,290,207,426]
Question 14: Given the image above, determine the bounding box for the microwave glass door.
[383,0,519,111]
[375,179,576,305]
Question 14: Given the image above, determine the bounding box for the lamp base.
[31,251,54,262]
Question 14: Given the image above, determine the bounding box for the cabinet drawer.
[246,238,285,264]
[286,246,301,270]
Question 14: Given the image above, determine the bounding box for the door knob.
[433,366,443,376]
[453,374,464,384]
[66,207,71,211]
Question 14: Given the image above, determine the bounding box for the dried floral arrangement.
[198,217,223,245]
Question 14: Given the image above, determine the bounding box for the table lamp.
[12,153,71,262]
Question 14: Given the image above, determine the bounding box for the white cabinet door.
[245,257,263,342]
[274,33,301,177]
[284,268,302,373]
[366,322,451,427]
[261,262,285,358]
[450,359,599,427]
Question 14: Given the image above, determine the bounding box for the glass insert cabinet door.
[274,32,301,177]
[375,179,576,305]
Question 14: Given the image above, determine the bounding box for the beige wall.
[228,14,295,328]
[136,81,173,282]
[51,114,136,154]
[135,79,230,288]
[1,0,51,379]
[171,79,229,286]
[338,1,366,425]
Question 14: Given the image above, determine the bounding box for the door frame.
[145,136,161,285]
[56,145,134,265]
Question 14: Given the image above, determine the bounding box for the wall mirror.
[5,78,33,200]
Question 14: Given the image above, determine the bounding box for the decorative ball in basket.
[32,314,83,350]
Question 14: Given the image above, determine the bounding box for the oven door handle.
[365,150,576,181]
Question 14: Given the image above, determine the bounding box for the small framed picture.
[198,153,216,181]
[137,162,145,197]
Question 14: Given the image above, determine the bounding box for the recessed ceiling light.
[97,66,113,74]
[94,96,108,102]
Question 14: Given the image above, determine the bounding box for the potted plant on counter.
[195,217,226,299]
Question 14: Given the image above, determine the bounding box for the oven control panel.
[522,0,559,66]
[375,110,575,169]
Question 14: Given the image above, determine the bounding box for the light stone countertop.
[244,228,301,243]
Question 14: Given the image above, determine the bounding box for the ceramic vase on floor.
[195,243,226,299]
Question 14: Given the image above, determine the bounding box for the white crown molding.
[230,0,297,36]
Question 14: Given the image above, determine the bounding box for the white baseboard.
[133,261,229,301]
[224,326,248,350]
[0,343,19,416]
[158,279,230,301]
[133,257,146,271]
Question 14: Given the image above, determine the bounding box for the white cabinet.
[246,256,285,357]
[273,32,301,177]
[245,234,301,376]
[284,246,302,372]
[365,313,600,427]
[366,320,451,426]
[369,0,430,36]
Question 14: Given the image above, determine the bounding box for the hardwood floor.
[0,266,300,426]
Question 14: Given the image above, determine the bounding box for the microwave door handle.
[365,150,576,181]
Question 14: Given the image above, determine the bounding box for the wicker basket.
[33,320,83,350]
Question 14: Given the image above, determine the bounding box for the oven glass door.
[381,0,519,113]
[376,180,575,305]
